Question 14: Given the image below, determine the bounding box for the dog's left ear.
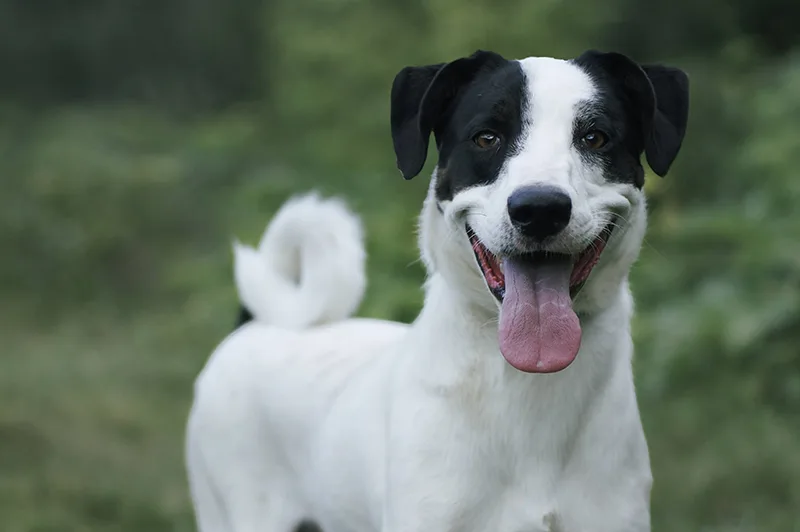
[579,51,690,177]
[390,50,506,180]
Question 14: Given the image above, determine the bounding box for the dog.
[185,49,689,532]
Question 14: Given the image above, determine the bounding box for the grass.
[1,311,203,532]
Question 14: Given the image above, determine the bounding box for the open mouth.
[466,224,614,302]
[466,223,614,375]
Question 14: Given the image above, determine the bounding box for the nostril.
[507,185,572,240]
[508,203,537,227]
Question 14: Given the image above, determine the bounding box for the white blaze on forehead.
[517,56,597,113]
[504,57,598,188]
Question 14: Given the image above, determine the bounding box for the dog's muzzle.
[466,222,615,374]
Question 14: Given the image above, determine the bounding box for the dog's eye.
[473,131,500,149]
[581,131,608,150]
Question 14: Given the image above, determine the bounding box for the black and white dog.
[186,50,689,532]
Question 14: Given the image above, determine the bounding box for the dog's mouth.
[466,225,615,302]
[466,224,614,374]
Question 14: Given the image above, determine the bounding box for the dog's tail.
[232,192,366,329]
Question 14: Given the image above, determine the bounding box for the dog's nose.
[507,186,572,241]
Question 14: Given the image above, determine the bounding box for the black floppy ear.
[639,63,690,176]
[578,51,690,177]
[390,63,443,180]
[390,50,506,180]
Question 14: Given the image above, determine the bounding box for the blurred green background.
[1,0,799,530]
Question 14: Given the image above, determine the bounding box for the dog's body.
[186,51,689,532]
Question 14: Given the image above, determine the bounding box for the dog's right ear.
[390,50,506,180]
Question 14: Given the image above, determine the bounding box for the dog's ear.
[390,50,506,180]
[579,51,690,177]
[639,63,690,176]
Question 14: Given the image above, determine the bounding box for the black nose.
[507,185,572,241]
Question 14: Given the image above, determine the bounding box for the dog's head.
[391,50,689,373]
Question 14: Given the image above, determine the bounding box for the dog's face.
[391,50,689,374]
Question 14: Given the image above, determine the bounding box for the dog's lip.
[467,226,506,301]
[466,223,615,302]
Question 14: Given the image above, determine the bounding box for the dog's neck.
[411,272,634,387]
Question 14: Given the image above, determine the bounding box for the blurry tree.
[0,0,267,109]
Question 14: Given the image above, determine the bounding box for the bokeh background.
[1,0,799,530]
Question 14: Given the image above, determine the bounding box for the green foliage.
[1,1,799,531]
[0,0,265,107]
[631,51,800,531]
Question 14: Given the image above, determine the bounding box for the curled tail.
[232,193,366,329]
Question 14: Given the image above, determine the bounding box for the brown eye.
[473,131,500,149]
[582,130,608,150]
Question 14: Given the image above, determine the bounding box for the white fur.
[232,192,366,329]
[186,58,653,532]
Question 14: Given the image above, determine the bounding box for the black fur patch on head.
[569,95,649,188]
[433,61,526,201]
[572,51,690,186]
[390,51,526,201]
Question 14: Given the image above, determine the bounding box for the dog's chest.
[437,363,590,453]
[391,393,589,530]
[387,361,649,532]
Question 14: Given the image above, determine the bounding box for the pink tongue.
[498,255,582,373]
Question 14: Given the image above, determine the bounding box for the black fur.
[235,304,253,328]
[390,50,526,202]
[573,51,690,185]
[294,520,323,532]
[433,60,526,202]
